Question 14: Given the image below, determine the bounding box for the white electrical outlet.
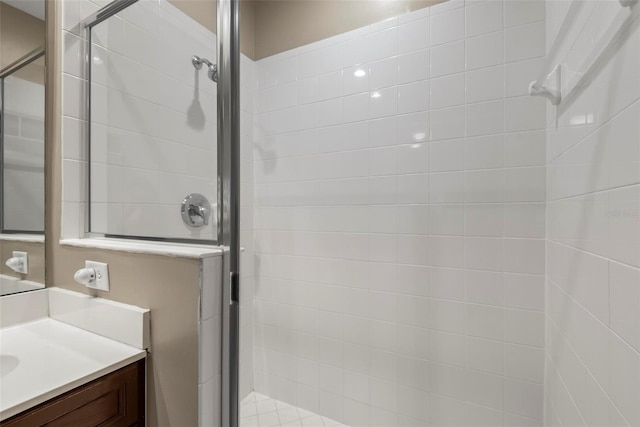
[12,251,28,274]
[85,261,109,292]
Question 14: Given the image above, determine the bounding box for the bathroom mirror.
[0,0,46,295]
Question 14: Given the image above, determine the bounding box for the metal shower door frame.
[217,0,241,425]
[82,0,219,245]
[83,0,241,423]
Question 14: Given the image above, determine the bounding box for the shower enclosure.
[69,0,640,424]
[235,1,640,426]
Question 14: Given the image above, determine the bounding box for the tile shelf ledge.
[59,238,224,259]
[0,234,45,243]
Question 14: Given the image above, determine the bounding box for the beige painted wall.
[48,246,202,426]
[168,0,256,58]
[45,1,202,424]
[253,0,446,59]
[11,56,45,84]
[0,3,45,72]
[168,0,445,60]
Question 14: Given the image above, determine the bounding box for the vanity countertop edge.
[0,287,150,422]
[0,318,146,421]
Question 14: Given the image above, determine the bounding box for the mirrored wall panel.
[0,0,46,295]
[2,60,45,233]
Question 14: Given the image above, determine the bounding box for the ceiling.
[2,0,45,20]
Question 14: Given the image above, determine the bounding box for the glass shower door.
[234,0,547,426]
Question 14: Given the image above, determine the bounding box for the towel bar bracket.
[529,64,562,105]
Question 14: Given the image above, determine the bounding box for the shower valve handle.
[188,204,209,226]
[181,193,212,228]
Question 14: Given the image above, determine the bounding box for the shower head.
[207,65,218,82]
[192,55,218,83]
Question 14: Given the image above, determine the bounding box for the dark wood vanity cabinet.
[1,360,145,427]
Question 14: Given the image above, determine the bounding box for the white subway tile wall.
[200,256,223,427]
[544,1,640,426]
[252,0,546,425]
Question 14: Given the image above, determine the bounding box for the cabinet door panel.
[1,360,145,427]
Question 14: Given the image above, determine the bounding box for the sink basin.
[0,355,19,378]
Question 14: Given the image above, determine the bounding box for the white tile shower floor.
[240,392,349,427]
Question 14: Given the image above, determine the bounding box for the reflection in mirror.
[0,0,46,296]
[2,55,45,233]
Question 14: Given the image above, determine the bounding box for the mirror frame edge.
[45,0,60,288]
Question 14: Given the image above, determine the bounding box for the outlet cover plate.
[85,261,109,292]
[12,251,28,274]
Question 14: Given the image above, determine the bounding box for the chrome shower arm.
[192,55,218,82]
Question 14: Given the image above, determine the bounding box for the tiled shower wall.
[240,53,257,400]
[544,1,640,426]
[252,0,547,424]
[200,256,223,426]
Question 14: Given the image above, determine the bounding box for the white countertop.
[0,318,146,421]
